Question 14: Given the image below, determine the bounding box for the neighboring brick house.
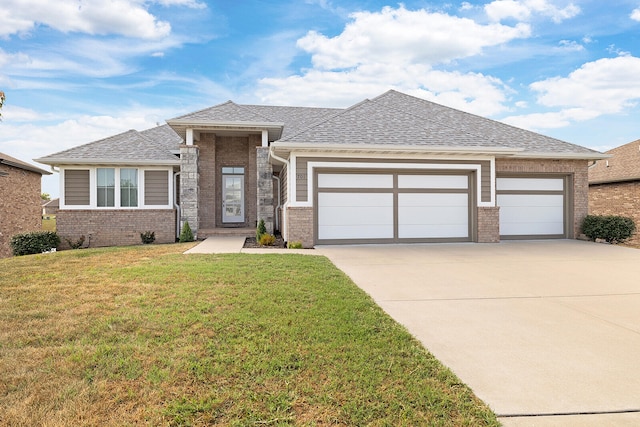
[37,90,604,248]
[0,153,51,258]
[588,139,640,244]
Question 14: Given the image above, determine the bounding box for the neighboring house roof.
[589,139,640,184]
[35,124,182,166]
[0,152,51,175]
[42,198,60,209]
[274,90,603,158]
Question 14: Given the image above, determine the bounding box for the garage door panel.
[398,175,468,189]
[318,206,393,226]
[399,224,469,239]
[318,225,394,240]
[318,173,393,189]
[398,193,469,239]
[498,192,565,237]
[497,178,564,191]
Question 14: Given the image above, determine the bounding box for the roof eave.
[1,159,52,175]
[504,152,609,160]
[34,158,180,167]
[167,120,285,141]
[271,142,523,156]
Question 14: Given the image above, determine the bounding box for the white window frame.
[60,166,174,210]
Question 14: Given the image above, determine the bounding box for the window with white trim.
[120,168,138,207]
[97,168,115,207]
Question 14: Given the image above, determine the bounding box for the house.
[588,139,640,244]
[42,198,59,217]
[0,152,52,258]
[36,90,604,248]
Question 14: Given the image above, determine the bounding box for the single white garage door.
[496,176,566,238]
[316,172,471,244]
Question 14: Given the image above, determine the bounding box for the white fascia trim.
[286,160,494,208]
[506,152,608,160]
[167,120,284,131]
[38,159,180,166]
[272,142,522,155]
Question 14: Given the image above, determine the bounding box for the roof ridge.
[277,99,371,142]
[167,100,236,121]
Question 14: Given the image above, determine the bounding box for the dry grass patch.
[0,244,498,426]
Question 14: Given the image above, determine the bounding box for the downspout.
[173,171,181,239]
[269,148,289,241]
[272,174,281,231]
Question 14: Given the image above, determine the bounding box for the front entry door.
[222,175,244,223]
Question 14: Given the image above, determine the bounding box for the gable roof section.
[167,100,341,141]
[0,152,51,175]
[36,124,181,166]
[589,139,640,184]
[274,90,603,159]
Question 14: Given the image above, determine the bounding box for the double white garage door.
[316,172,471,244]
[315,171,567,244]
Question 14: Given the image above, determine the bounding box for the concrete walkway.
[316,240,640,426]
[183,236,318,255]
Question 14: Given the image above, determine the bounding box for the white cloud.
[297,5,530,70]
[485,0,580,23]
[531,55,640,113]
[257,64,512,116]
[557,40,584,51]
[502,55,640,130]
[0,0,178,39]
[632,8,640,21]
[256,5,525,115]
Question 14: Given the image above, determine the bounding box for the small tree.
[41,193,51,201]
[179,221,194,242]
[256,219,267,241]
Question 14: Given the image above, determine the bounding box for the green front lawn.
[0,244,499,426]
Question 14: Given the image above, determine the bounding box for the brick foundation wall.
[477,206,500,243]
[589,181,640,245]
[286,206,314,248]
[0,164,43,258]
[57,209,176,249]
[496,158,589,239]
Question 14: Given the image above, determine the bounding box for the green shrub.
[65,235,85,249]
[140,231,155,244]
[288,241,303,249]
[179,221,194,243]
[256,219,267,241]
[582,215,636,243]
[10,231,61,256]
[258,233,276,246]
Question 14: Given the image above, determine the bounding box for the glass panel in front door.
[223,175,244,223]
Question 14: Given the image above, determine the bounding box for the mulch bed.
[242,234,286,249]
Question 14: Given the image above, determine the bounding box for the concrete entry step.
[198,227,254,239]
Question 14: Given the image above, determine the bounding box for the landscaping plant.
[582,214,636,243]
[179,221,194,242]
[10,231,60,256]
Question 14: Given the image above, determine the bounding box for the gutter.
[272,174,281,232]
[269,147,289,241]
[173,171,181,239]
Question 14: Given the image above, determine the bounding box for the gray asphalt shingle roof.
[37,90,601,164]
[36,124,181,164]
[278,90,601,155]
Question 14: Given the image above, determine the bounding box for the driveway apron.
[317,240,640,426]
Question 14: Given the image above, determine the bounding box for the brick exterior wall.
[286,206,314,248]
[496,158,589,239]
[477,206,500,243]
[0,164,44,258]
[589,181,640,245]
[57,209,176,249]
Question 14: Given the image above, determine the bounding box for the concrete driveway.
[317,240,640,426]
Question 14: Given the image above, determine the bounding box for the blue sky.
[1,0,640,197]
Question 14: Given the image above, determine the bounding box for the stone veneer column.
[256,147,274,234]
[180,145,199,238]
[477,206,500,243]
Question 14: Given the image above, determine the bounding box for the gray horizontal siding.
[144,170,169,205]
